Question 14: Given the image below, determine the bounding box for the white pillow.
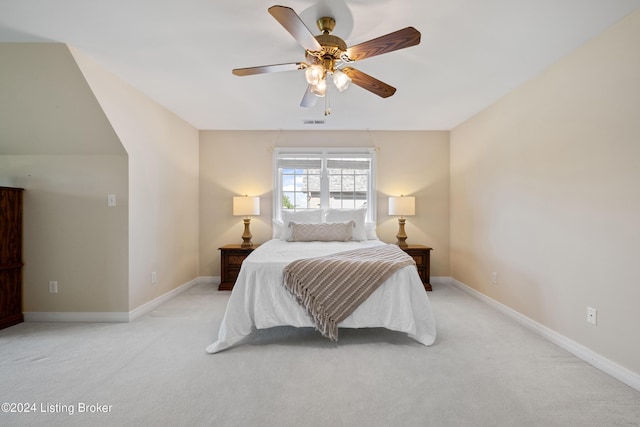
[365,222,378,240]
[325,208,367,241]
[272,220,284,239]
[280,209,323,240]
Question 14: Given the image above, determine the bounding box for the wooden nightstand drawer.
[398,244,432,291]
[227,255,247,267]
[410,253,426,267]
[219,244,258,291]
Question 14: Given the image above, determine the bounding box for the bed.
[206,236,437,353]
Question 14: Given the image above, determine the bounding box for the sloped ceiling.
[0,43,125,155]
[1,0,639,130]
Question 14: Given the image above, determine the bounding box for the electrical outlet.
[49,281,58,293]
[491,272,498,284]
[151,272,157,284]
[587,307,597,325]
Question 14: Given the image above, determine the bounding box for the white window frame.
[273,147,377,223]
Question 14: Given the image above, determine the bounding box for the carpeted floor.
[1,282,638,426]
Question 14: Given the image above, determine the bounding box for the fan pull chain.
[324,90,331,116]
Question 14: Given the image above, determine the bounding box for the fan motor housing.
[305,17,347,66]
[315,34,347,52]
[305,34,347,65]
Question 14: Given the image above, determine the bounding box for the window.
[273,147,377,222]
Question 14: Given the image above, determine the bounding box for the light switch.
[108,194,117,207]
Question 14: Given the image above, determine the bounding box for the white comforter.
[206,239,437,353]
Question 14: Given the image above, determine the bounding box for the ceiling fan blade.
[268,5,322,52]
[300,85,319,108]
[232,62,306,76]
[346,27,421,62]
[342,67,396,98]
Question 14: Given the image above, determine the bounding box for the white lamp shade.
[233,196,260,216]
[388,196,415,216]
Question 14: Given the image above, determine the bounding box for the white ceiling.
[2,0,639,131]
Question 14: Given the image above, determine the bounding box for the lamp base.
[396,218,408,248]
[241,218,253,248]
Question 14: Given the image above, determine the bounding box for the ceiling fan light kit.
[305,64,324,86]
[332,69,351,92]
[232,5,421,113]
[310,78,327,97]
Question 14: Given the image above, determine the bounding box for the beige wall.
[0,43,129,312]
[2,43,200,314]
[71,48,200,311]
[1,156,129,312]
[0,43,124,156]
[450,9,640,375]
[199,130,450,278]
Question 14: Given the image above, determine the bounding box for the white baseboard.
[128,277,202,321]
[24,276,214,324]
[24,311,129,322]
[447,277,640,392]
[198,276,220,286]
[430,276,449,286]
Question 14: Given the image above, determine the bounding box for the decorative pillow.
[288,221,354,242]
[325,208,367,241]
[279,209,323,240]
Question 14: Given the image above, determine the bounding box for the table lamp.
[388,195,415,248]
[233,195,260,247]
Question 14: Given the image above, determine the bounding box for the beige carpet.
[1,282,639,426]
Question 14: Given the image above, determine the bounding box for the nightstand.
[399,245,433,291]
[218,244,259,291]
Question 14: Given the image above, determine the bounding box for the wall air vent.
[302,120,325,125]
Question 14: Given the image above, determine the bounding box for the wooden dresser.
[218,244,259,291]
[0,187,24,330]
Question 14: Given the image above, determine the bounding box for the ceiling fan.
[232,5,421,114]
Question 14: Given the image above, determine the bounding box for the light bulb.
[310,78,327,97]
[305,65,324,86]
[332,69,351,92]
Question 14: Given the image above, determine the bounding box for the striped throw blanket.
[282,244,416,341]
